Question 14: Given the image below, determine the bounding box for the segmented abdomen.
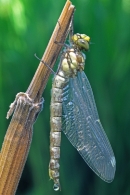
[49,71,68,191]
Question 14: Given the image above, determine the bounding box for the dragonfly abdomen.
[50,70,68,191]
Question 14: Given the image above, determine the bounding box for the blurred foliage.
[0,0,130,194]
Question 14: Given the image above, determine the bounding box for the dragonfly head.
[71,33,90,51]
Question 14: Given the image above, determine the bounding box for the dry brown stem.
[0,1,75,194]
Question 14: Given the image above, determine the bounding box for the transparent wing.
[62,71,116,182]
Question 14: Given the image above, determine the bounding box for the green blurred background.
[0,0,130,194]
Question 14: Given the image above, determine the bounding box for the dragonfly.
[49,32,116,191]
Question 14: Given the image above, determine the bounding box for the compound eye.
[77,39,89,50]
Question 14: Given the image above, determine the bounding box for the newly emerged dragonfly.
[49,33,116,191]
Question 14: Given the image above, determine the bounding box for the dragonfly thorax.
[61,48,85,77]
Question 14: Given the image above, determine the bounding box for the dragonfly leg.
[34,53,56,74]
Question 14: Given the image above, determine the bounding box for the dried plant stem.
[0,1,75,194]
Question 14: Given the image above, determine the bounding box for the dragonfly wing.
[62,72,116,182]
